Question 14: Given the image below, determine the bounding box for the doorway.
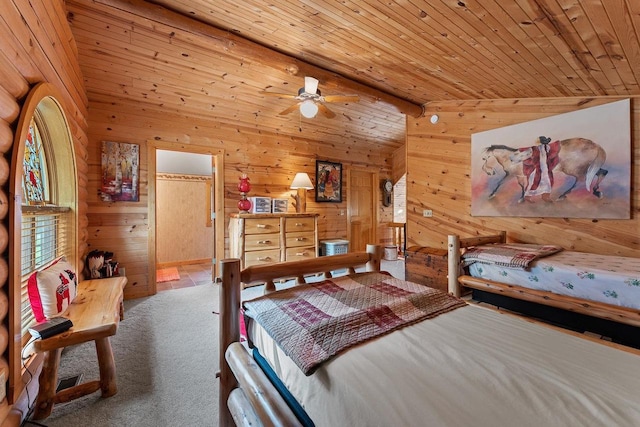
[347,168,378,251]
[147,141,224,295]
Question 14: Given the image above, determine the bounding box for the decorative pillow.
[28,257,78,322]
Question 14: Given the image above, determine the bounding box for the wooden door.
[348,169,378,251]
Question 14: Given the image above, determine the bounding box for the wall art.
[316,160,342,202]
[471,99,630,218]
[101,141,140,202]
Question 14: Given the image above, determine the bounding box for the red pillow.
[28,257,78,322]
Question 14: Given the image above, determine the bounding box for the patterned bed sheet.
[467,250,640,310]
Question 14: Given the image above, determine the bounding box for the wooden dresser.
[229,213,318,269]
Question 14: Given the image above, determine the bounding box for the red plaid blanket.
[243,272,466,375]
[462,243,563,269]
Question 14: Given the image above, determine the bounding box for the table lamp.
[290,172,314,213]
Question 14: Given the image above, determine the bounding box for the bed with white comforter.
[245,271,640,427]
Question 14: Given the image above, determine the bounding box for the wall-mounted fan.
[260,77,359,119]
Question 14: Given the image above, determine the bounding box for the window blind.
[20,208,71,342]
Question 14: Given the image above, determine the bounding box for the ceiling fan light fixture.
[300,100,319,118]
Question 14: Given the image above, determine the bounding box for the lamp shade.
[290,172,314,189]
[299,100,319,118]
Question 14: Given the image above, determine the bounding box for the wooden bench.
[31,276,127,420]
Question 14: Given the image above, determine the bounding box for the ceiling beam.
[91,0,425,118]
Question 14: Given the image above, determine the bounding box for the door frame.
[346,167,379,249]
[147,140,225,294]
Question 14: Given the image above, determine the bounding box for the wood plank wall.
[65,0,395,298]
[407,97,639,258]
[0,0,89,423]
[156,174,212,266]
[86,105,392,299]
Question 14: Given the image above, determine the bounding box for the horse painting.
[481,138,608,203]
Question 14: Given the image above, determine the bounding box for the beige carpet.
[41,283,220,426]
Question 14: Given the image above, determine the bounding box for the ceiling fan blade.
[278,103,301,115]
[260,91,298,99]
[322,95,360,103]
[317,103,336,119]
[304,76,319,94]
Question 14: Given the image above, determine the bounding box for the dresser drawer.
[285,231,315,248]
[285,246,316,261]
[230,214,317,269]
[284,217,315,233]
[244,249,281,267]
[244,218,280,235]
[245,233,280,251]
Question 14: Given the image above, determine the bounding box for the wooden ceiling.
[66,0,640,150]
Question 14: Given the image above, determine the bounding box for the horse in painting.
[481,138,608,202]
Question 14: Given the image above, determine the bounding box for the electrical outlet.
[423,209,433,217]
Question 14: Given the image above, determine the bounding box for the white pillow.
[28,257,78,322]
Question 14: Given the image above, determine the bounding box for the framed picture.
[470,99,630,219]
[100,141,140,202]
[315,160,342,202]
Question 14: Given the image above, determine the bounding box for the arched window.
[22,120,50,204]
[20,116,70,336]
[9,83,78,404]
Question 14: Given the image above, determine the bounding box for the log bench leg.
[33,348,62,420]
[32,338,117,420]
[96,337,117,397]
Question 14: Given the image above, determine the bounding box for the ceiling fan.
[260,76,359,119]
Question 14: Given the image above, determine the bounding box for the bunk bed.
[447,233,640,337]
[218,243,640,426]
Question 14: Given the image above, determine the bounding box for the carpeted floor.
[35,283,220,427]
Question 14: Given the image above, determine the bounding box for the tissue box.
[272,198,288,213]
[249,197,271,213]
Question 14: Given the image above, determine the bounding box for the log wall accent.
[0,0,88,424]
[407,97,639,257]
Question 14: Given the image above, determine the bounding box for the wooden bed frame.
[447,232,640,328]
[218,237,640,426]
[218,244,383,427]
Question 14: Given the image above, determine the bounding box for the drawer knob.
[296,237,306,241]
[295,223,304,227]
[257,240,271,244]
[257,256,272,261]
[256,224,268,229]
[295,252,308,256]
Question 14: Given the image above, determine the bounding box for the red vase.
[238,197,252,212]
[238,174,251,193]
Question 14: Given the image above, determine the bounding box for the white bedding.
[249,303,640,427]
[468,250,640,309]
